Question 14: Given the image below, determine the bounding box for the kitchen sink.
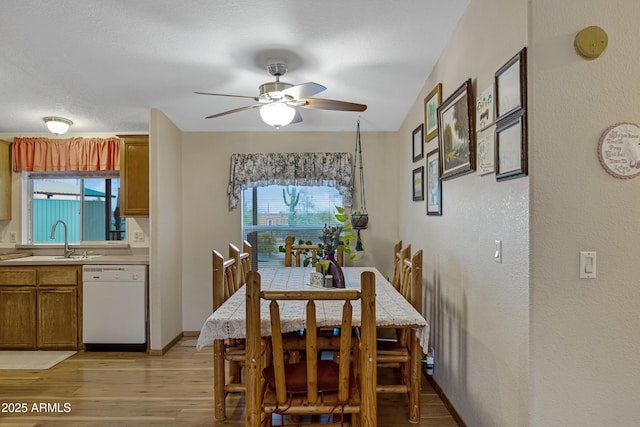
[55,255,105,260]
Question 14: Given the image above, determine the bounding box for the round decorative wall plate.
[597,122,640,179]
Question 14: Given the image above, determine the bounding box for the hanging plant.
[350,120,368,250]
[334,206,357,260]
[350,211,369,230]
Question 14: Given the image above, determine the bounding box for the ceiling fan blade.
[281,82,326,100]
[299,98,367,112]
[195,91,257,100]
[205,104,261,119]
[290,110,303,124]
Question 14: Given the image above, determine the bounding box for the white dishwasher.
[82,265,147,351]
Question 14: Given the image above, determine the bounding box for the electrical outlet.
[134,231,145,242]
[10,232,17,243]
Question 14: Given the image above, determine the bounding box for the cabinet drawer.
[37,268,79,286]
[0,269,37,286]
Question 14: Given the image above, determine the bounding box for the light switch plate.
[579,251,596,279]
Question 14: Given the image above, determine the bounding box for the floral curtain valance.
[12,137,120,172]
[227,152,353,209]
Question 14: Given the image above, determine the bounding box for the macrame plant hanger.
[352,120,368,251]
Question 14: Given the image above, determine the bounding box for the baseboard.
[425,373,467,427]
[148,332,184,356]
[182,331,201,337]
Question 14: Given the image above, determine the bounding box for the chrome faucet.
[50,220,74,258]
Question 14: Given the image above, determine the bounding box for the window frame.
[241,184,344,268]
[23,171,126,246]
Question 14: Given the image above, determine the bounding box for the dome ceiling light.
[43,116,73,135]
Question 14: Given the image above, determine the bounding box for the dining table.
[196,266,430,423]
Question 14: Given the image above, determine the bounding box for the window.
[242,185,343,267]
[27,172,125,244]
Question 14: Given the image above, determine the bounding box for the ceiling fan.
[196,62,367,128]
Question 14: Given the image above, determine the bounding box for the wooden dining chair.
[229,241,252,286]
[378,243,410,344]
[284,235,345,267]
[212,249,246,415]
[242,239,253,278]
[245,270,377,427]
[284,236,319,267]
[390,240,407,291]
[376,249,422,397]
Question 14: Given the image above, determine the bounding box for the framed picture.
[495,110,527,181]
[476,131,495,175]
[437,78,475,180]
[426,149,442,215]
[495,47,527,122]
[412,166,424,201]
[412,124,424,162]
[424,83,442,141]
[475,84,495,131]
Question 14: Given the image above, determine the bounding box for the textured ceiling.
[0,0,470,133]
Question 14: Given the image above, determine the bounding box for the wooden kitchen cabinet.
[0,287,37,348]
[38,287,78,348]
[37,267,80,348]
[0,139,11,220]
[118,134,149,217]
[0,266,81,350]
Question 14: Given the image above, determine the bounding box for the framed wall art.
[476,83,495,131]
[424,83,442,142]
[495,109,527,181]
[412,124,424,162]
[437,78,475,180]
[426,149,442,215]
[412,166,424,201]
[495,47,527,123]
[476,131,495,175]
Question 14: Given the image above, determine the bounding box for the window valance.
[227,152,353,209]
[12,137,120,172]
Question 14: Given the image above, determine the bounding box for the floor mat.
[0,351,76,370]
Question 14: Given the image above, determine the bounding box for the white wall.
[397,0,530,425]
[179,130,399,332]
[530,1,640,425]
[149,110,184,350]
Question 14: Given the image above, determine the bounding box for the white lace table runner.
[196,267,430,354]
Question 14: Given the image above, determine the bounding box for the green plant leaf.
[335,213,349,222]
[335,206,346,214]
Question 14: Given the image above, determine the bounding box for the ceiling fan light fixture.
[259,103,295,127]
[43,116,73,135]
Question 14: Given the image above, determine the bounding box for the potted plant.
[350,210,369,230]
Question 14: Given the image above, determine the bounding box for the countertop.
[0,254,149,266]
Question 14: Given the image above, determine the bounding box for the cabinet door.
[37,287,78,349]
[0,139,10,220]
[118,134,149,217]
[0,287,37,348]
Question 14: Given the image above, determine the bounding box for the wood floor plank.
[0,337,459,426]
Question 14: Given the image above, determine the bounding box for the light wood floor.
[0,337,458,426]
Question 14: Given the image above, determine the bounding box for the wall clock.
[597,122,640,179]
